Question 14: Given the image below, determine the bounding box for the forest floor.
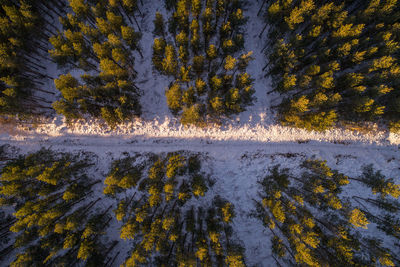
[1,0,400,266]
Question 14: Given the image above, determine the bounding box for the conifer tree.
[253,159,399,266]
[0,0,61,118]
[260,0,400,131]
[152,0,254,125]
[104,152,246,266]
[50,0,143,128]
[0,149,113,266]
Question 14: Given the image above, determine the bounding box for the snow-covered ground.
[3,115,400,145]
[1,0,400,266]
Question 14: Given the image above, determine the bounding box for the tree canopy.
[152,0,255,126]
[50,0,143,127]
[261,0,400,131]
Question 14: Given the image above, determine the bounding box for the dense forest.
[0,0,62,117]
[104,153,245,266]
[152,0,254,125]
[0,149,112,266]
[260,0,400,131]
[50,0,143,127]
[253,160,400,266]
[0,148,247,266]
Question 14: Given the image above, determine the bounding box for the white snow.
[2,115,399,146]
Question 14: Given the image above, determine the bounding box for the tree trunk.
[119,4,134,25]
[106,251,120,267]
[272,255,283,267]
[132,13,142,32]
[35,87,56,95]
[259,22,269,38]
[165,242,176,264]
[32,96,52,104]
[0,244,14,260]
[23,56,46,70]
[103,240,118,265]
[258,0,268,16]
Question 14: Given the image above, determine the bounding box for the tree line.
[1,0,256,128]
[50,0,259,127]
[3,0,399,132]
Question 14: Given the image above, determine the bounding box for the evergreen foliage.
[50,0,143,127]
[0,148,112,266]
[152,0,255,125]
[0,0,61,117]
[261,0,400,131]
[1,148,399,266]
[104,152,246,266]
[253,159,400,266]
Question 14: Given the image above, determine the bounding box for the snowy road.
[1,116,399,162]
[1,135,398,153]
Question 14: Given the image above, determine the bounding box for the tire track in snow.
[1,136,398,155]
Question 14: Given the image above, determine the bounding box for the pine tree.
[162,44,179,76]
[0,149,113,265]
[261,0,400,131]
[104,152,246,266]
[166,82,183,114]
[50,0,143,128]
[150,0,254,125]
[153,12,165,37]
[253,159,399,266]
